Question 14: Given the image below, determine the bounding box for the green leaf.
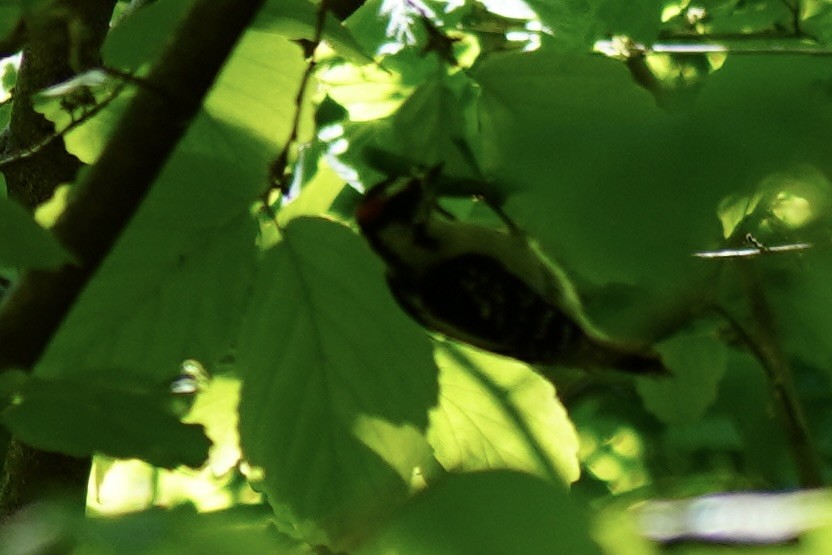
[594,0,663,43]
[711,349,793,485]
[344,0,397,57]
[36,31,307,380]
[356,470,601,555]
[804,1,832,43]
[37,211,258,380]
[256,0,374,64]
[0,1,21,48]
[72,27,308,167]
[0,197,72,269]
[524,0,596,51]
[637,332,728,425]
[59,505,290,554]
[277,159,347,224]
[427,343,580,484]
[2,376,210,468]
[237,217,438,547]
[472,51,832,292]
[32,73,134,165]
[183,375,242,475]
[526,0,662,48]
[766,251,832,371]
[103,0,195,68]
[388,75,480,180]
[342,74,483,187]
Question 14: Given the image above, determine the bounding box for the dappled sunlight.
[87,457,262,516]
[86,370,258,516]
[319,63,406,121]
[718,164,832,241]
[579,426,650,494]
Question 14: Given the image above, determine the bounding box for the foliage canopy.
[3,0,832,553]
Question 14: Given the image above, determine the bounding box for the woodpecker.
[355,172,668,376]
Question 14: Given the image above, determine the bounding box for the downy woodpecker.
[356,172,668,376]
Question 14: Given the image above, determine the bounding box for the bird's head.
[356,174,430,234]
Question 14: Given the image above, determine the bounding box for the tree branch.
[2,0,116,208]
[0,0,116,521]
[715,263,823,488]
[0,0,267,366]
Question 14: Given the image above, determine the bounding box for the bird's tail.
[568,335,670,377]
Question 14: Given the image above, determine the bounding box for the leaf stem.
[714,264,823,487]
[263,0,329,208]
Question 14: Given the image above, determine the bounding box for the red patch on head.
[355,193,386,228]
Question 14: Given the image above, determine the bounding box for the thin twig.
[599,39,832,57]
[713,286,823,488]
[779,0,806,37]
[0,81,127,170]
[263,0,329,209]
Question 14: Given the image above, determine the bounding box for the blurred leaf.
[766,251,832,372]
[2,502,285,554]
[703,0,793,35]
[593,503,656,555]
[76,505,293,554]
[594,0,663,43]
[1,61,15,94]
[2,376,210,468]
[0,1,21,48]
[0,197,72,269]
[237,217,438,548]
[524,0,596,51]
[356,470,601,554]
[427,343,580,483]
[637,332,728,425]
[712,348,794,485]
[525,0,661,49]
[804,1,832,43]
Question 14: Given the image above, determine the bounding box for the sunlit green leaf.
[277,159,347,224]
[428,343,580,483]
[32,74,134,165]
[237,217,438,548]
[183,375,242,475]
[35,31,307,380]
[256,0,374,64]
